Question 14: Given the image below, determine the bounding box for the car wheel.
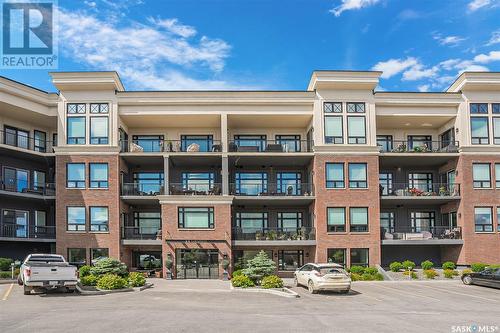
[17,275,23,286]
[308,280,317,294]
[462,275,473,285]
[23,285,32,295]
[294,277,300,287]
[66,287,76,293]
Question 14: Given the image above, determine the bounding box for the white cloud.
[468,0,491,11]
[402,64,438,81]
[417,84,430,92]
[55,8,257,90]
[330,0,380,17]
[473,51,500,63]
[486,30,500,46]
[372,57,418,79]
[433,35,466,46]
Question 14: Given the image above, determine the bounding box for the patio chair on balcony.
[186,143,200,152]
[130,143,144,152]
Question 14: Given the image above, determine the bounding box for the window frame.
[470,117,490,145]
[349,207,369,232]
[178,207,215,229]
[278,250,304,271]
[89,163,109,189]
[180,135,214,152]
[326,163,345,188]
[324,115,343,144]
[472,163,491,188]
[377,135,393,152]
[327,207,346,232]
[33,130,47,152]
[89,206,109,232]
[67,103,86,114]
[470,103,488,114]
[350,248,369,267]
[67,248,86,265]
[90,103,109,114]
[327,248,346,267]
[66,206,86,232]
[91,248,109,263]
[67,116,86,145]
[277,212,303,230]
[89,116,109,145]
[496,164,500,188]
[235,212,268,230]
[323,102,342,113]
[346,102,365,113]
[493,117,500,145]
[66,163,86,188]
[347,116,366,144]
[474,207,493,233]
[348,163,368,188]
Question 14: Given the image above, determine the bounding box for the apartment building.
[0,70,499,278]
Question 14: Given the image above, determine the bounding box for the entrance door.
[176,249,219,279]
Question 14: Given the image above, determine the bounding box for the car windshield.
[320,267,346,275]
[27,256,64,263]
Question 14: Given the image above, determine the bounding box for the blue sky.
[2,0,500,92]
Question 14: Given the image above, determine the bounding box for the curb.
[230,284,299,298]
[0,279,16,285]
[76,282,154,295]
[375,264,393,281]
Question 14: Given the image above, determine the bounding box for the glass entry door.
[176,249,219,279]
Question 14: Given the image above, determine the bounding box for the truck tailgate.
[28,264,76,282]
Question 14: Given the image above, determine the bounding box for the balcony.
[232,227,316,246]
[230,182,314,205]
[168,183,222,196]
[381,226,463,245]
[121,226,162,245]
[229,139,313,153]
[120,139,222,153]
[0,224,55,241]
[378,140,459,153]
[0,181,55,198]
[121,183,164,196]
[380,183,460,205]
[0,129,55,154]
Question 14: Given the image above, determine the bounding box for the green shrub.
[423,269,438,279]
[349,265,365,274]
[373,273,384,281]
[389,261,402,272]
[401,260,416,271]
[14,268,19,276]
[231,274,255,288]
[403,271,418,279]
[90,258,128,277]
[461,269,472,275]
[470,263,488,272]
[80,274,100,286]
[486,264,500,270]
[0,258,13,271]
[361,273,384,281]
[96,274,128,290]
[79,265,91,278]
[421,260,434,270]
[443,269,456,279]
[350,273,362,281]
[261,275,283,289]
[128,272,146,287]
[442,261,456,270]
[242,251,276,283]
[364,267,378,275]
[232,269,244,278]
[0,271,11,279]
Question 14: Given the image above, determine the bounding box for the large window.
[3,167,28,193]
[90,117,108,144]
[326,163,344,188]
[324,116,343,144]
[67,117,86,144]
[67,163,85,188]
[347,116,366,144]
[350,207,368,232]
[327,207,345,232]
[348,163,367,188]
[182,172,215,192]
[178,207,214,229]
[67,207,85,231]
[181,135,213,152]
[90,163,108,188]
[380,212,395,233]
[408,135,432,151]
[377,135,393,152]
[133,212,161,235]
[133,172,164,194]
[132,135,164,152]
[277,212,303,230]
[475,207,493,232]
[408,173,433,192]
[277,172,302,195]
[2,209,28,237]
[34,130,47,152]
[471,117,489,145]
[68,248,86,266]
[235,172,267,195]
[4,126,29,149]
[350,248,369,267]
[496,164,500,188]
[275,135,301,152]
[473,163,491,188]
[410,211,435,232]
[90,207,108,232]
[233,135,266,152]
[33,170,45,191]
[278,250,304,271]
[327,249,346,266]
[91,248,109,264]
[379,173,393,195]
[494,118,500,144]
[235,212,268,229]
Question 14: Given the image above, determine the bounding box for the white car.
[294,263,351,294]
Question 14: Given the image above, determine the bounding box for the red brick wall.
[313,155,381,266]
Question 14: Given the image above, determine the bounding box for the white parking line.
[373,283,440,301]
[423,284,500,303]
[1,284,14,301]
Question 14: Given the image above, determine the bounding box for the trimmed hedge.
[349,265,365,274]
[421,260,434,270]
[96,274,128,290]
[128,272,146,287]
[0,271,12,279]
[0,258,13,271]
[79,265,91,278]
[401,260,416,271]
[232,270,244,278]
[443,269,457,279]
[389,262,402,272]
[364,267,378,275]
[231,274,255,288]
[423,269,438,279]
[80,274,100,286]
[261,275,283,289]
[442,261,456,270]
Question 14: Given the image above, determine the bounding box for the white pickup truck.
[18,254,78,295]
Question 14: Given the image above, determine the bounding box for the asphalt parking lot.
[0,279,498,333]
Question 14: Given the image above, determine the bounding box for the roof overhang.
[447,72,500,92]
[307,70,381,91]
[50,71,124,92]
[374,92,463,107]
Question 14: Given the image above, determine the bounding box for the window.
[493,103,500,114]
[4,126,29,149]
[408,173,433,192]
[410,211,435,232]
[182,172,215,192]
[91,248,109,263]
[90,117,108,144]
[90,103,109,114]
[324,116,343,144]
[350,248,369,267]
[408,135,432,151]
[379,173,393,195]
[473,163,491,188]
[33,170,46,192]
[133,212,161,235]
[327,249,346,266]
[278,250,303,271]
[133,172,164,194]
[178,207,214,229]
[68,248,86,265]
[496,164,500,188]
[234,250,273,268]
[347,116,366,144]
[67,163,85,188]
[277,172,302,195]
[90,207,108,232]
[494,118,500,144]
[474,207,493,232]
[327,207,345,232]
[67,103,85,114]
[235,172,267,195]
[233,135,266,152]
[2,209,28,237]
[347,102,365,113]
[67,117,86,144]
[277,212,303,230]
[350,207,368,232]
[471,117,489,145]
[442,212,458,229]
[90,163,108,188]
[132,135,164,152]
[326,163,344,188]
[3,167,28,193]
[235,212,268,229]
[324,102,342,113]
[275,135,301,152]
[348,163,367,188]
[440,128,455,148]
[377,135,393,152]
[470,103,488,114]
[497,208,500,232]
[380,212,395,233]
[34,211,47,235]
[180,135,213,152]
[34,130,46,152]
[67,207,85,231]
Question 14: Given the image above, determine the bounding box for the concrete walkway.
[146,278,231,293]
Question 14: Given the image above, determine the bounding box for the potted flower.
[439,186,448,196]
[165,258,174,280]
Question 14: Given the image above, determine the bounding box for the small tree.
[90,258,128,277]
[242,250,276,283]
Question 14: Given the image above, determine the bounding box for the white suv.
[294,263,351,294]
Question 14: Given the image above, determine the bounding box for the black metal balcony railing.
[0,224,56,239]
[1,129,55,153]
[230,183,314,196]
[121,183,164,196]
[229,140,313,153]
[378,140,459,153]
[121,226,162,240]
[1,180,55,196]
[381,226,462,240]
[380,183,460,197]
[232,227,316,241]
[169,183,222,195]
[120,139,222,153]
